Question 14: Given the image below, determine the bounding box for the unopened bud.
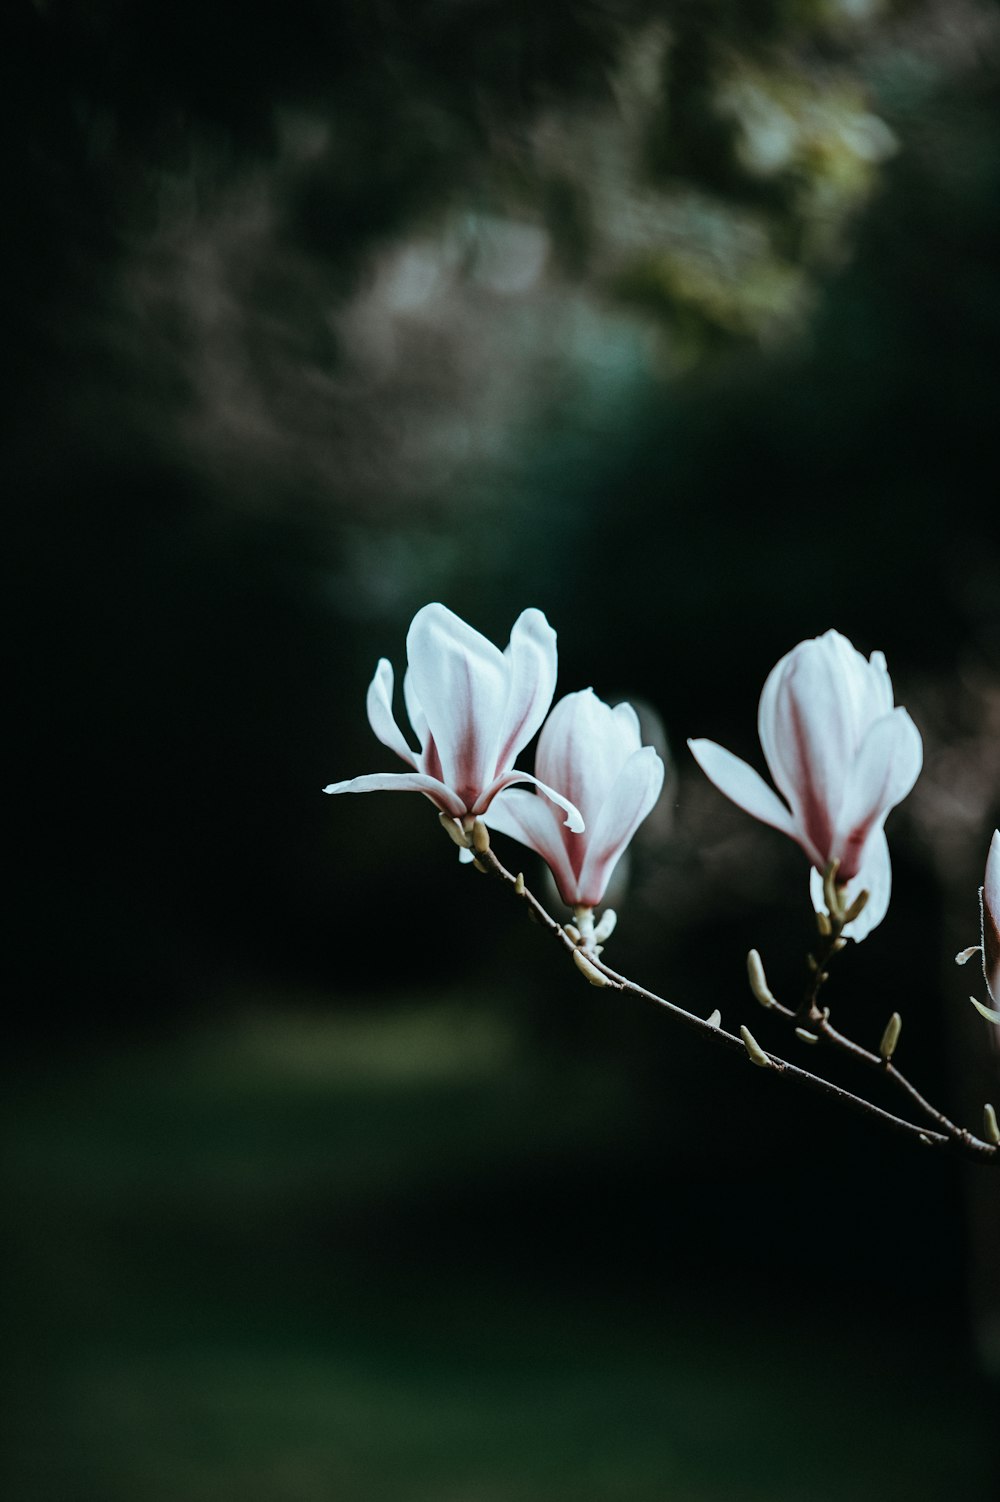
[564,924,582,945]
[816,910,832,937]
[471,817,490,854]
[747,950,777,1009]
[514,872,525,895]
[984,1104,1000,1145]
[593,909,618,944]
[706,1009,721,1028]
[831,937,847,954]
[842,888,870,925]
[822,860,843,921]
[740,1025,773,1068]
[573,949,608,987]
[878,1012,902,1061]
[439,812,470,849]
[472,858,488,874]
[795,1028,820,1045]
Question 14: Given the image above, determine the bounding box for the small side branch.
[471,841,998,1166]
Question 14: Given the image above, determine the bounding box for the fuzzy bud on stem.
[439,812,471,849]
[842,888,870,925]
[573,949,608,987]
[984,1104,1000,1146]
[747,950,777,1009]
[878,1012,902,1061]
[740,1025,773,1068]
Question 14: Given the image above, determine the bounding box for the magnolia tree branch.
[465,829,999,1166]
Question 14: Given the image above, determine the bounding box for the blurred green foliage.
[4,1002,996,1501]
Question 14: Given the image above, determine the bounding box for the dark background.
[5,2,999,1498]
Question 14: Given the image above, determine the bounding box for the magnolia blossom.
[485,688,665,909]
[324,603,584,835]
[688,630,923,940]
[956,829,1000,1023]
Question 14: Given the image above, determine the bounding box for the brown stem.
[471,842,999,1166]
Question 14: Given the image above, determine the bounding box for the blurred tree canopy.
[5,0,999,1040]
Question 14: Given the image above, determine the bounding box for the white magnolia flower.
[324,603,583,835]
[956,828,1000,1023]
[688,629,923,940]
[486,688,664,908]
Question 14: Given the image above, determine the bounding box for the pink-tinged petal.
[494,608,559,773]
[483,787,578,903]
[366,659,418,768]
[536,690,638,830]
[576,747,665,907]
[474,768,584,831]
[323,770,467,818]
[833,708,923,879]
[406,603,508,802]
[984,829,1000,1002]
[688,738,808,852]
[810,826,891,941]
[760,641,857,860]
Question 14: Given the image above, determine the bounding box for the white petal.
[536,690,635,829]
[484,787,578,903]
[759,639,854,861]
[833,708,922,879]
[366,659,418,767]
[403,665,429,753]
[323,769,466,817]
[688,738,805,848]
[476,768,584,832]
[577,747,665,907]
[984,829,1000,1002]
[406,603,508,799]
[494,608,558,773]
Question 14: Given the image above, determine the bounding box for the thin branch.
[470,840,999,1166]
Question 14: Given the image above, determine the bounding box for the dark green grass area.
[3,999,996,1501]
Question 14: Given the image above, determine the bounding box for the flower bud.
[740,1025,773,1068]
[878,1012,902,1060]
[573,950,608,987]
[746,949,777,1009]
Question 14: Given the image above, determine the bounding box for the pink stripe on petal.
[484,787,578,902]
[406,603,508,798]
[577,747,664,907]
[494,608,559,773]
[834,709,922,880]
